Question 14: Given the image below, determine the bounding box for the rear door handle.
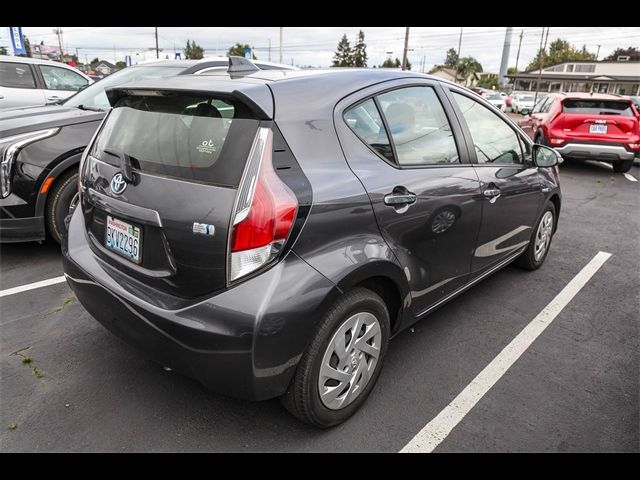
[483,188,501,203]
[384,193,417,206]
[46,96,61,101]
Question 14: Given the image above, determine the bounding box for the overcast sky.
[4,27,639,71]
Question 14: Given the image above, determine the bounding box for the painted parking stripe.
[0,276,67,298]
[400,251,612,453]
[623,173,637,182]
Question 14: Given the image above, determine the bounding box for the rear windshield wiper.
[103,148,136,182]
[76,104,105,112]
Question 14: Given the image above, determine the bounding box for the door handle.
[384,193,417,206]
[483,188,501,204]
[46,96,61,100]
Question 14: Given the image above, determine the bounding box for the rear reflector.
[228,128,298,282]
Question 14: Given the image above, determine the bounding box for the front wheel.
[613,160,633,173]
[46,170,79,245]
[515,202,556,270]
[281,287,390,428]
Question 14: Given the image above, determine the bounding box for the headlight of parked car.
[0,128,59,198]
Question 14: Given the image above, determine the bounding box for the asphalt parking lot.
[1,157,638,452]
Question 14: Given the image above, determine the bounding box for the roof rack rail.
[228,56,259,73]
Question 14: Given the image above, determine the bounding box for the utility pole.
[154,27,159,59]
[596,44,601,60]
[54,27,64,60]
[279,27,283,64]
[514,29,524,72]
[498,27,513,89]
[533,27,547,106]
[454,27,463,83]
[401,27,410,70]
[75,47,79,62]
[268,38,271,61]
[113,45,116,64]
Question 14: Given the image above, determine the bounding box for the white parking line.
[400,251,612,453]
[623,173,637,182]
[0,276,67,298]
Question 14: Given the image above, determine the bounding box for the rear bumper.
[555,142,637,161]
[62,208,337,401]
[0,216,45,243]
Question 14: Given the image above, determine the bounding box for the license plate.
[105,215,142,264]
[589,124,607,134]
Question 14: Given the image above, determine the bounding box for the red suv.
[519,92,640,173]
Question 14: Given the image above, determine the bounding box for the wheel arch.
[34,150,83,219]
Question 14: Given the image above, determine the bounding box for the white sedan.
[511,93,536,115]
[0,56,93,109]
[484,91,506,110]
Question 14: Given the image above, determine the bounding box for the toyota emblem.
[110,173,127,195]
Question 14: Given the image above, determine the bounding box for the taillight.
[628,143,640,150]
[228,127,298,282]
[549,138,565,145]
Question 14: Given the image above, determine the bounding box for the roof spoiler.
[228,56,259,73]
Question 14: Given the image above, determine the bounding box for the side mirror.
[533,144,563,167]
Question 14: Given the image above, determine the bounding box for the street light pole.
[279,27,283,64]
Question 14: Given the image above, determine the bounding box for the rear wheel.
[613,160,633,173]
[281,287,390,428]
[534,132,546,146]
[515,201,556,270]
[46,169,79,245]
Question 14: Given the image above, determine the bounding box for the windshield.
[64,65,185,109]
[486,93,502,100]
[519,95,535,102]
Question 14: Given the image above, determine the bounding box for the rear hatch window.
[90,93,260,186]
[562,99,634,116]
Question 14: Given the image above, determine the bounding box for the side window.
[39,65,89,91]
[377,86,459,166]
[0,62,36,89]
[540,97,554,113]
[451,91,524,165]
[532,97,548,114]
[344,98,395,163]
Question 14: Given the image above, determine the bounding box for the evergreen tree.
[352,30,367,67]
[379,57,411,70]
[184,39,204,60]
[332,34,353,67]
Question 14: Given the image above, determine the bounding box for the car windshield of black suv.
[89,93,259,186]
[64,65,186,110]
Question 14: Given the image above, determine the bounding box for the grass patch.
[10,346,45,380]
[7,422,18,431]
[43,293,76,317]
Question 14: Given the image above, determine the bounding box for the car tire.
[280,287,390,428]
[46,169,79,245]
[613,160,633,173]
[515,201,556,271]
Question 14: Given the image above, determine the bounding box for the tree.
[604,47,640,61]
[477,76,499,90]
[90,57,100,66]
[379,57,411,70]
[352,30,367,67]
[332,34,353,67]
[184,39,204,60]
[115,61,126,69]
[226,43,257,59]
[16,36,32,57]
[525,38,596,71]
[456,56,482,79]
[507,66,518,75]
[444,48,458,68]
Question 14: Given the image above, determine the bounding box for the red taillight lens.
[628,143,640,150]
[549,138,565,145]
[228,128,298,282]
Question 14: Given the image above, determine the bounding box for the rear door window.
[377,86,459,166]
[0,62,36,88]
[343,98,395,163]
[90,93,260,187]
[39,65,89,91]
[562,99,634,116]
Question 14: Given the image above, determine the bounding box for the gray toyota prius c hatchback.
[62,58,562,428]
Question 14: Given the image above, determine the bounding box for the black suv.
[62,65,562,428]
[0,58,295,244]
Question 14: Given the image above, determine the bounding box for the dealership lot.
[0,159,638,452]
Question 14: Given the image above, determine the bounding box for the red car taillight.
[228,127,298,282]
[628,143,640,151]
[549,138,565,145]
